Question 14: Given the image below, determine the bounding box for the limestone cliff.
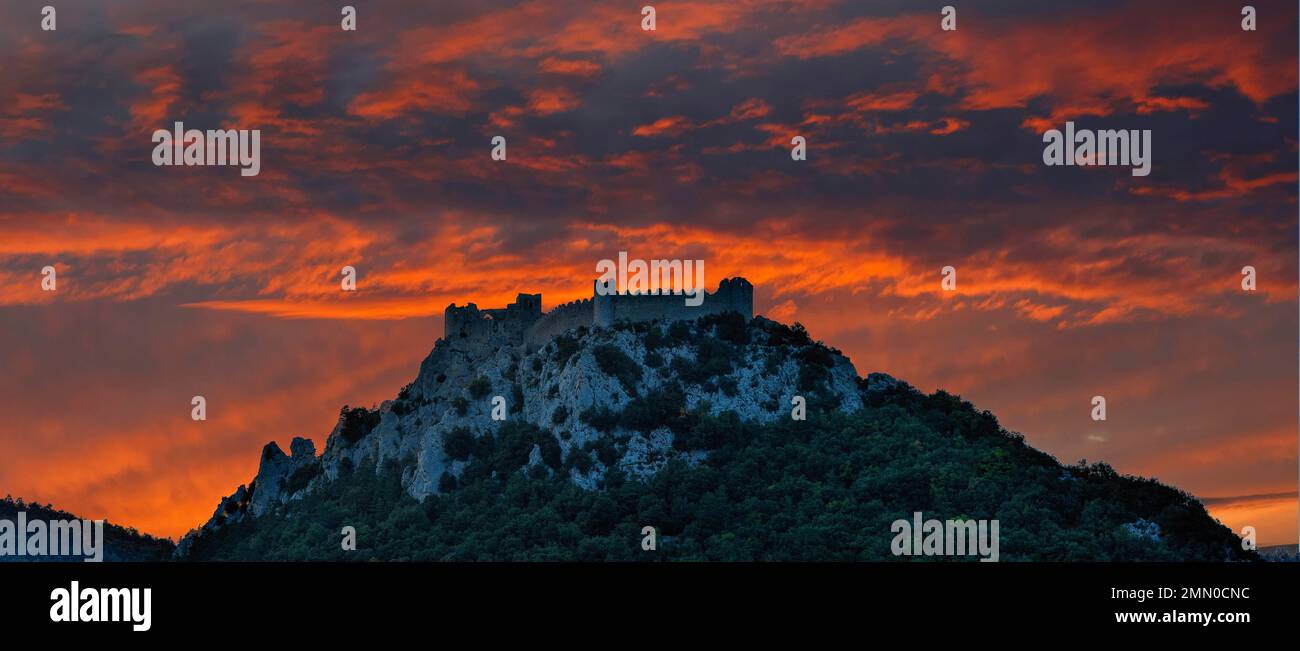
[176,308,865,555]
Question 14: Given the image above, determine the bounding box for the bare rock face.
[362,316,864,504]
[177,437,318,551]
[248,438,317,516]
[177,293,873,557]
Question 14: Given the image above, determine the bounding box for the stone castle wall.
[597,277,753,329]
[524,297,595,348]
[443,293,541,346]
[444,278,754,350]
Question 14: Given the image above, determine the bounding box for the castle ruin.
[443,277,754,349]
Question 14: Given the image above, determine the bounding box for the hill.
[177,312,1253,561]
[0,496,175,562]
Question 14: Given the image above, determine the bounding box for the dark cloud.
[0,0,1294,540]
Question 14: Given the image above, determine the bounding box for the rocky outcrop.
[176,437,318,554]
[177,306,870,557]
[248,438,317,516]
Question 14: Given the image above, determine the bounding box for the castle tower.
[593,279,615,327]
[715,277,754,319]
[509,293,542,325]
[443,302,479,339]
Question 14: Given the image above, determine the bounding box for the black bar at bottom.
[1,561,1293,638]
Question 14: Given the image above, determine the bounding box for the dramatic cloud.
[0,0,1295,541]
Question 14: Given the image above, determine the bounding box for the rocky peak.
[178,312,866,556]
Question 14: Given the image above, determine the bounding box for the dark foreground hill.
[179,314,1253,562]
[0,496,175,562]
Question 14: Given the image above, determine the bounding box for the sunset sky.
[1,0,1296,544]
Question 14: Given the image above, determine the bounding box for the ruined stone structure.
[442,292,542,346]
[443,277,754,349]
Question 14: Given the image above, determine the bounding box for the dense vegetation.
[337,405,382,444]
[593,344,643,395]
[182,371,1251,561]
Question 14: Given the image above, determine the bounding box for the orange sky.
[0,0,1296,545]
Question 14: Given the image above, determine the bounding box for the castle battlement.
[443,292,542,345]
[441,277,754,350]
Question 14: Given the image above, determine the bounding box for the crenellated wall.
[524,297,595,347]
[443,293,542,347]
[445,278,754,350]
[603,277,753,327]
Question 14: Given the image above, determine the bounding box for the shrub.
[668,320,692,341]
[283,463,322,495]
[338,405,381,444]
[475,422,559,476]
[644,325,668,351]
[468,375,492,399]
[593,344,643,395]
[797,344,835,368]
[795,345,835,391]
[765,321,812,347]
[443,427,474,460]
[798,364,830,392]
[536,432,562,469]
[552,405,569,425]
[452,397,469,416]
[554,334,580,367]
[392,384,420,416]
[493,424,538,474]
[587,438,621,467]
[673,411,743,452]
[619,384,693,434]
[569,448,594,473]
[705,311,750,344]
[580,406,620,432]
[672,336,735,386]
